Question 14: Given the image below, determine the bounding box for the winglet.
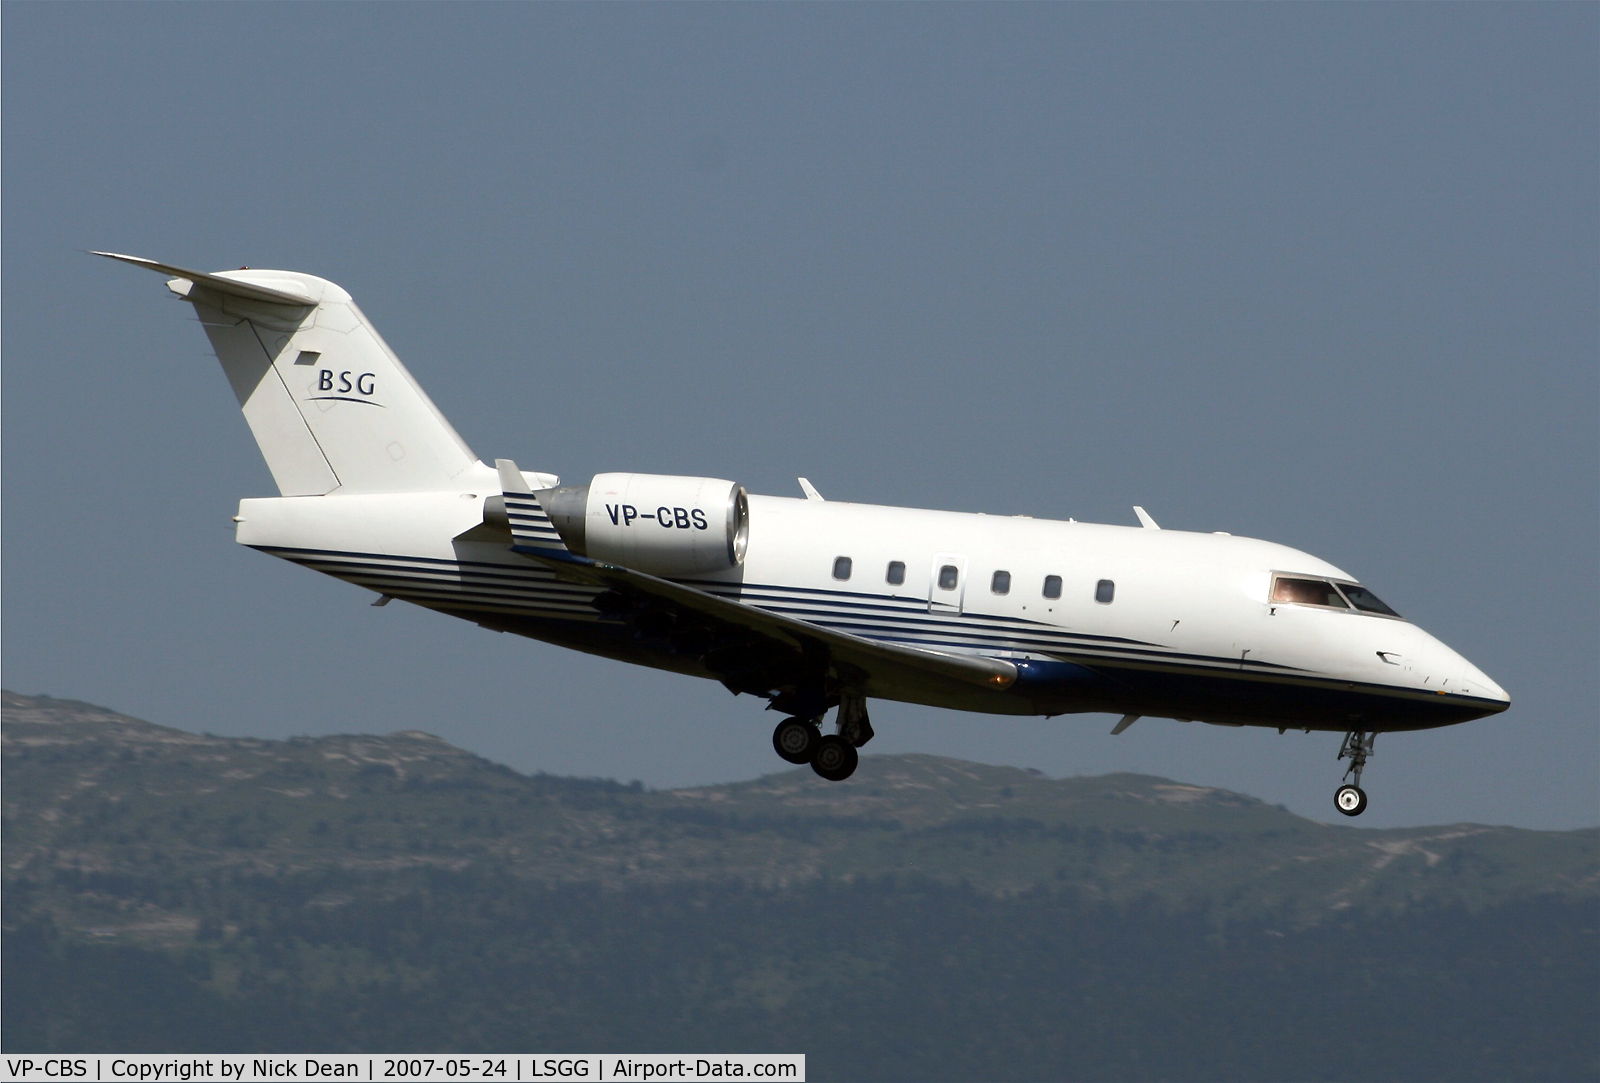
[1110,714,1141,735]
[495,458,571,556]
[798,477,824,501]
[495,458,534,495]
[1133,506,1160,530]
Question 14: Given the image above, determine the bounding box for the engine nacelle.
[537,472,749,577]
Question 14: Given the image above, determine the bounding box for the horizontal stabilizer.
[1111,713,1141,735]
[94,251,318,307]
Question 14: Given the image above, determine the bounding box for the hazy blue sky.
[5,4,1595,828]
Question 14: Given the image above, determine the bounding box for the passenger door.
[929,554,968,615]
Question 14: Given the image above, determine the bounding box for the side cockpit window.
[1270,576,1348,609]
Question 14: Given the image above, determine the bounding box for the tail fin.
[100,253,477,495]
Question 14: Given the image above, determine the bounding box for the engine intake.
[537,472,749,577]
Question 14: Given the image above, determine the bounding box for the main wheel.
[811,734,859,782]
[1335,784,1368,817]
[772,717,819,765]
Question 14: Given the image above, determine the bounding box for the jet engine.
[536,472,749,577]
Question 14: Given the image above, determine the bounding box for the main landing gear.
[1335,730,1376,817]
[771,717,861,781]
[811,734,858,782]
[770,692,873,782]
[772,716,820,764]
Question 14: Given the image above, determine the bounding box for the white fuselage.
[235,461,1508,734]
[103,251,1511,805]
[99,251,1517,811]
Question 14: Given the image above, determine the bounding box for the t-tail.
[98,252,478,495]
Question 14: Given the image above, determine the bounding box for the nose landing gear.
[1335,784,1367,816]
[1335,730,1376,817]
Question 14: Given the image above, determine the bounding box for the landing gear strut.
[1335,730,1376,817]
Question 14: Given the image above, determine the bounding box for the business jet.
[101,252,1509,816]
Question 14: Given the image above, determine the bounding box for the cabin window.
[1337,583,1401,617]
[833,556,853,581]
[991,570,1011,595]
[1043,575,1062,600]
[1095,579,1115,604]
[938,564,959,591]
[1270,576,1347,609]
[886,561,906,585]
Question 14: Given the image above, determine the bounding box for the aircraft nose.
[1458,656,1510,709]
[1382,626,1510,717]
[1433,636,1509,712]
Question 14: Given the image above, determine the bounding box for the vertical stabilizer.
[100,253,478,495]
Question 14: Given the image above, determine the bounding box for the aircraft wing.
[551,552,1015,690]
[493,461,1016,701]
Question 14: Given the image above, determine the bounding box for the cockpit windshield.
[1269,574,1402,618]
[1336,583,1401,617]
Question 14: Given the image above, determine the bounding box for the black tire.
[1335,784,1368,817]
[772,717,819,765]
[811,735,859,782]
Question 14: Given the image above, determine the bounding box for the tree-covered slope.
[4,691,1596,1080]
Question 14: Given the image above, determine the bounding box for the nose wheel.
[1335,784,1368,816]
[1335,730,1376,817]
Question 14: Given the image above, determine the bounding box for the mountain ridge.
[5,690,1594,938]
[5,691,1597,1078]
